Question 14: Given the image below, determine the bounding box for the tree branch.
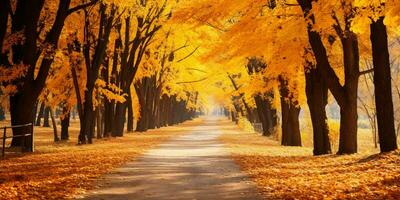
[67,0,99,16]
[176,77,208,84]
[359,68,374,76]
[332,11,344,40]
[186,68,207,73]
[177,46,200,63]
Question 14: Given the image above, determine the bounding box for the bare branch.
[177,46,200,63]
[332,11,344,39]
[186,68,207,73]
[176,77,208,84]
[359,68,374,76]
[67,0,99,16]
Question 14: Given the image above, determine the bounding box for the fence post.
[30,123,34,152]
[21,126,26,152]
[2,127,6,158]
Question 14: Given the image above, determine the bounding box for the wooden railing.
[1,123,34,158]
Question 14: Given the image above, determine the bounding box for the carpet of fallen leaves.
[0,119,200,200]
[219,120,400,200]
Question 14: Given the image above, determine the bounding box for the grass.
[0,118,201,200]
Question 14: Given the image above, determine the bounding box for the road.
[83,117,262,200]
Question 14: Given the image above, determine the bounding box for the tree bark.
[135,78,149,132]
[43,107,51,127]
[306,67,331,155]
[96,106,103,139]
[35,102,45,126]
[0,107,4,121]
[113,102,126,136]
[279,78,301,146]
[370,17,398,152]
[127,89,134,132]
[61,111,70,140]
[337,33,359,155]
[50,108,59,142]
[254,95,277,136]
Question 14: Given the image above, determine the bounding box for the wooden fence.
[1,123,34,158]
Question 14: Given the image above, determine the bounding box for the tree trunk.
[96,107,103,139]
[254,95,277,136]
[9,93,35,150]
[43,107,51,127]
[35,102,45,126]
[50,108,59,142]
[90,110,96,140]
[113,102,126,137]
[306,67,331,155]
[0,0,9,122]
[0,107,4,121]
[127,89,134,132]
[104,100,114,137]
[279,78,301,146]
[72,107,76,120]
[61,112,70,140]
[370,17,398,152]
[78,88,95,144]
[135,78,149,132]
[231,110,238,124]
[337,33,359,155]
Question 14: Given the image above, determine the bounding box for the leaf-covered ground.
[219,121,400,200]
[0,119,199,200]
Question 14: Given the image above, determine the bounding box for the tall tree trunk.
[0,1,9,122]
[0,107,4,121]
[279,78,301,146]
[254,95,277,136]
[32,102,38,125]
[135,78,149,132]
[35,102,45,126]
[306,67,331,155]
[43,107,51,127]
[113,102,126,136]
[50,108,59,142]
[72,106,76,120]
[104,100,114,137]
[96,107,103,139]
[337,34,359,155]
[9,93,36,149]
[61,111,70,141]
[90,109,96,140]
[370,17,398,152]
[127,89,134,132]
[231,110,238,123]
[79,88,95,144]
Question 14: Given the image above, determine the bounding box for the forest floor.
[1,117,400,200]
[0,119,197,200]
[220,119,400,200]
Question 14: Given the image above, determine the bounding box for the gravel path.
[83,117,262,200]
